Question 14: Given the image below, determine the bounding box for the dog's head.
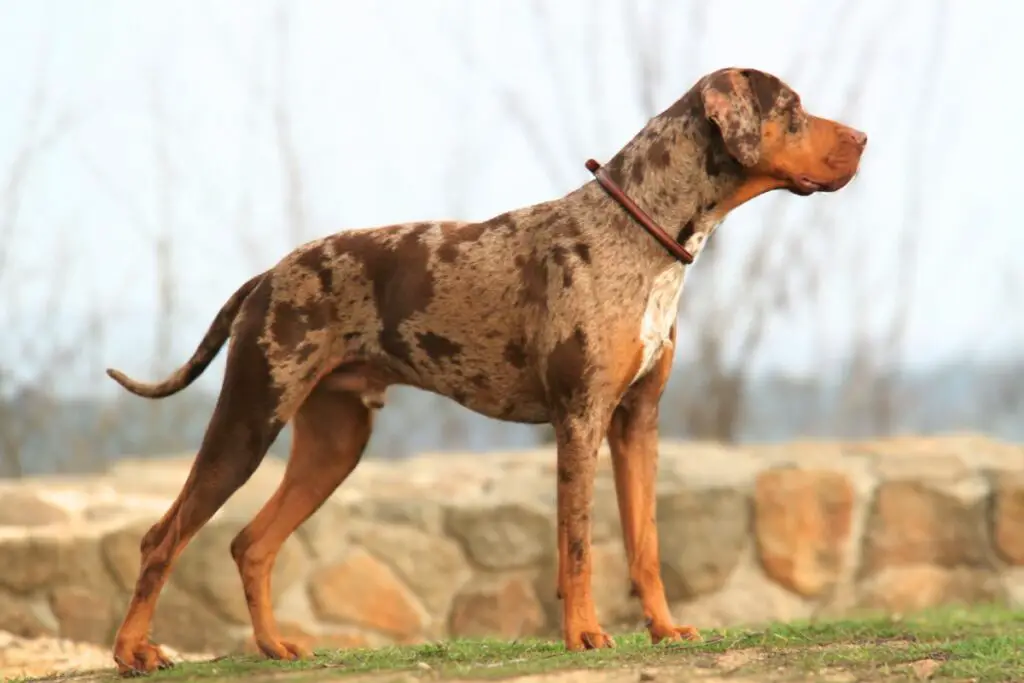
[696,67,867,196]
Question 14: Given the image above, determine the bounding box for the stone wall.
[0,434,1022,655]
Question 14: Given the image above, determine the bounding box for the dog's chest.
[631,262,688,384]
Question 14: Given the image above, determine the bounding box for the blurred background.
[0,0,1018,477]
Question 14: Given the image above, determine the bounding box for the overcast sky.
[0,0,1019,396]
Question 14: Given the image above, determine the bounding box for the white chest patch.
[632,262,687,384]
[630,226,715,385]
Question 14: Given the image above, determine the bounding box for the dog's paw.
[566,629,616,651]
[113,641,175,677]
[649,623,702,645]
[256,638,313,661]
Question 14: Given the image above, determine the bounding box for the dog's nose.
[848,128,868,149]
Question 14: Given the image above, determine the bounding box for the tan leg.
[607,337,701,645]
[555,414,616,651]
[112,332,289,675]
[230,387,373,660]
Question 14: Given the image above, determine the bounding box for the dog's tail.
[106,272,266,399]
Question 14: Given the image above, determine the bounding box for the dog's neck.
[573,93,748,267]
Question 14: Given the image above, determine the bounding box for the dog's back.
[268,214,552,421]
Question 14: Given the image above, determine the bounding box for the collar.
[585,158,695,265]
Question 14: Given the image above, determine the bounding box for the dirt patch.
[711,648,762,671]
[481,667,767,683]
[335,664,857,683]
[0,631,209,681]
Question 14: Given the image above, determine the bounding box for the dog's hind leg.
[230,386,373,660]
[110,279,308,676]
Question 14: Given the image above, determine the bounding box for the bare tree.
[0,58,80,475]
[272,2,309,247]
[147,74,183,449]
[835,0,950,436]
[73,63,224,460]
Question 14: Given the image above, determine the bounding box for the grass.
[25,604,1024,683]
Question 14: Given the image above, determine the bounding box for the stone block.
[754,468,854,598]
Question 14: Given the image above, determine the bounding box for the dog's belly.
[631,262,686,384]
[334,345,552,424]
[421,363,551,424]
[324,355,551,424]
[458,390,550,424]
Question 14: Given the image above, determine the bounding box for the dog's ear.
[701,70,763,167]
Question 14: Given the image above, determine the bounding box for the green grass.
[26,604,1024,683]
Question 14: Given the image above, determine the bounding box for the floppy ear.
[701,70,762,167]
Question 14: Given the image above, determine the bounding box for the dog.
[104,67,866,675]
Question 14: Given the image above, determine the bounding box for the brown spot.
[646,138,671,169]
[416,331,462,362]
[453,390,468,404]
[704,144,737,178]
[551,247,574,288]
[743,69,782,118]
[517,253,548,307]
[630,157,646,185]
[573,243,591,264]
[678,220,696,244]
[560,216,583,239]
[269,303,306,350]
[629,580,640,598]
[537,211,583,241]
[295,246,333,293]
[534,210,557,231]
[437,222,487,263]
[488,211,519,233]
[568,538,585,565]
[470,373,489,388]
[557,465,573,484]
[504,340,528,369]
[343,226,435,366]
[710,71,738,96]
[546,327,589,413]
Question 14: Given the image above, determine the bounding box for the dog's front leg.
[607,341,702,645]
[554,414,616,651]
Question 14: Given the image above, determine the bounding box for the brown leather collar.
[585,158,695,265]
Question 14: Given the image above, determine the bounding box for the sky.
[0,0,1021,397]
